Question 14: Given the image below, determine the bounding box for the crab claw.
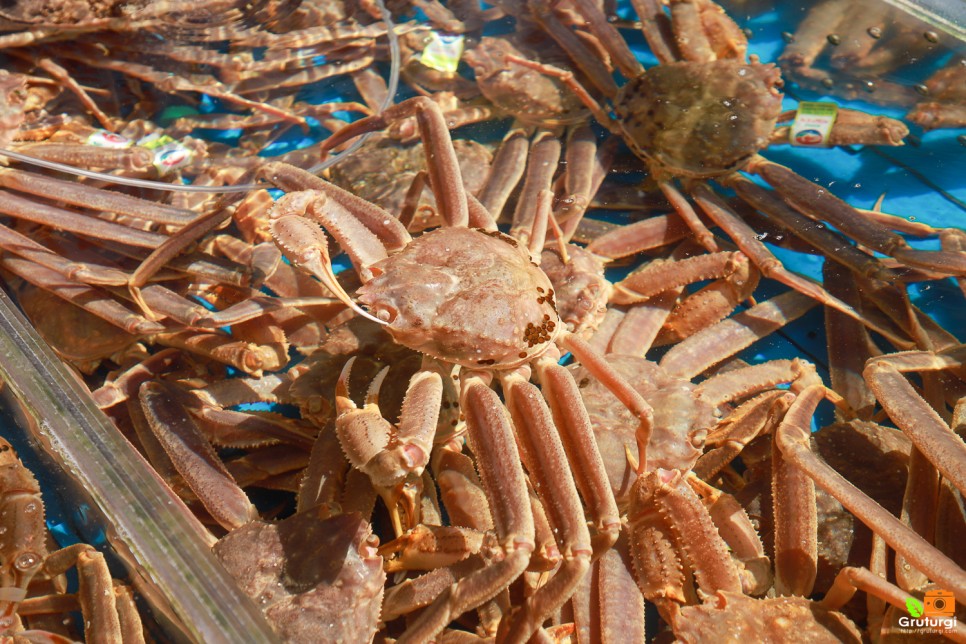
[335,357,442,534]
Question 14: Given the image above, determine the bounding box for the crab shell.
[358,227,560,370]
[615,60,784,178]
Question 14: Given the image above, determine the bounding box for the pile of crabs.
[0,0,964,641]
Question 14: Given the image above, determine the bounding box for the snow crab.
[259,95,665,641]
[518,0,966,338]
[0,434,146,641]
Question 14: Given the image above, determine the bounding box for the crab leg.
[12,142,154,172]
[0,169,194,225]
[0,223,130,286]
[775,385,966,605]
[396,376,534,643]
[589,213,691,260]
[941,229,966,299]
[821,566,966,643]
[258,162,411,251]
[554,126,598,225]
[139,381,259,531]
[750,158,966,276]
[318,98,469,227]
[728,175,901,284]
[660,291,818,380]
[669,0,747,62]
[630,470,743,604]
[631,0,679,64]
[693,390,795,480]
[772,398,818,597]
[479,126,530,219]
[864,348,966,496]
[528,0,621,97]
[510,130,561,245]
[823,264,881,419]
[1,257,163,336]
[0,190,166,248]
[688,182,904,337]
[611,251,752,305]
[336,358,441,535]
[537,360,621,555]
[560,334,656,463]
[500,373,592,642]
[690,477,771,595]
[268,190,387,325]
[608,291,680,356]
[571,539,647,644]
[0,436,49,621]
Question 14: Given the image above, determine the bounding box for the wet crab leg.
[269,190,388,325]
[671,0,748,62]
[537,360,622,555]
[259,162,411,251]
[689,476,771,595]
[0,223,130,286]
[630,470,743,605]
[775,385,966,605]
[607,291,680,356]
[509,130,561,244]
[610,251,752,305]
[689,181,880,317]
[864,348,966,496]
[528,0,620,97]
[693,390,796,480]
[397,376,535,643]
[0,190,167,248]
[729,175,901,284]
[571,540,647,644]
[749,158,966,276]
[554,126,598,226]
[11,142,155,172]
[0,169,194,226]
[773,404,818,597]
[587,213,691,259]
[479,126,530,219]
[499,373,592,642]
[659,290,818,380]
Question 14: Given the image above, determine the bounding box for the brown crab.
[516,0,965,340]
[0,434,146,641]
[259,96,669,642]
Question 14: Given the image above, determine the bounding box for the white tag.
[86,130,132,149]
[150,142,192,174]
[790,101,838,147]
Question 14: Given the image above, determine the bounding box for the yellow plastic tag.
[420,32,464,73]
[136,132,176,150]
[790,101,838,147]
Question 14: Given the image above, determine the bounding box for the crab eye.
[690,429,708,448]
[373,306,397,323]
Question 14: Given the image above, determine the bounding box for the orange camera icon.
[924,590,956,618]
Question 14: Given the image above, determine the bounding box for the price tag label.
[790,101,838,147]
[419,32,464,73]
[86,130,132,149]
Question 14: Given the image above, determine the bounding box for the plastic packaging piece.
[0,288,278,644]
